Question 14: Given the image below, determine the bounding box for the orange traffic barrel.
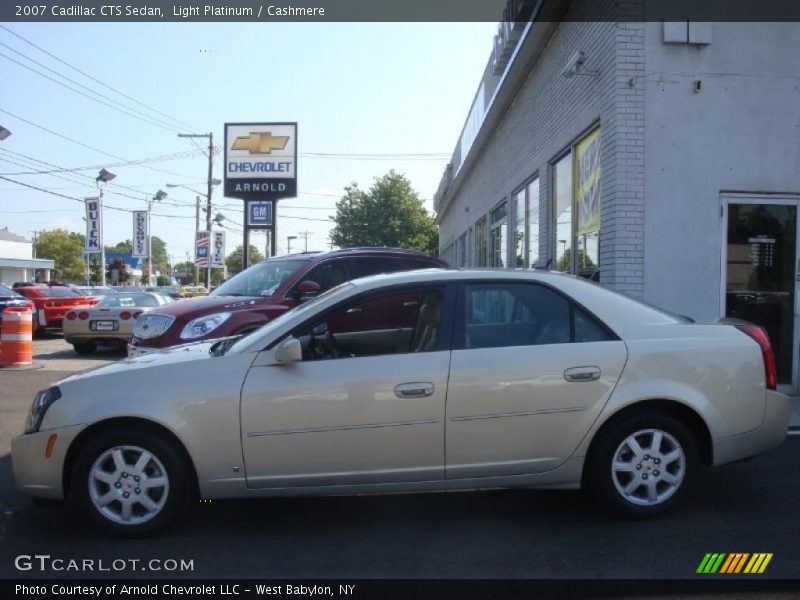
[1,306,34,367]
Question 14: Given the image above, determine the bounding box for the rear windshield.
[212,259,308,297]
[0,284,21,297]
[99,293,160,308]
[36,288,82,298]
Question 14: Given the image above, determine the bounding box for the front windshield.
[223,282,354,355]
[212,259,308,298]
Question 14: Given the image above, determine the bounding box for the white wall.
[0,239,33,260]
[644,22,800,321]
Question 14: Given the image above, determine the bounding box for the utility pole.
[298,230,313,252]
[195,196,200,285]
[178,132,215,288]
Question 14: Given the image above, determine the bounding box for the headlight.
[179,312,231,340]
[25,386,61,434]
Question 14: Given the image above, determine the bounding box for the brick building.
[434,1,800,393]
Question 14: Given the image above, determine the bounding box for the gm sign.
[247,201,273,228]
[224,122,297,201]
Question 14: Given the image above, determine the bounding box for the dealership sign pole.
[224,122,297,270]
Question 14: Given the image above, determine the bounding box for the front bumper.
[12,424,86,500]
[713,389,790,466]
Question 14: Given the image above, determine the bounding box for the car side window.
[298,260,352,293]
[402,258,440,271]
[352,257,404,278]
[464,283,570,349]
[295,288,444,360]
[574,305,613,342]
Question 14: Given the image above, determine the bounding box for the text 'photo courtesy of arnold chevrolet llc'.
[1,0,799,597]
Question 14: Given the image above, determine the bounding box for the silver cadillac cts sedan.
[13,269,789,535]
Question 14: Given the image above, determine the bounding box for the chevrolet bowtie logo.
[232,132,290,155]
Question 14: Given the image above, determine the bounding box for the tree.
[172,261,195,286]
[36,229,86,282]
[225,245,265,277]
[106,257,131,285]
[330,171,438,255]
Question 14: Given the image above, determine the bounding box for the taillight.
[736,324,777,390]
[133,311,143,319]
[78,311,89,320]
[66,312,77,321]
[119,311,131,320]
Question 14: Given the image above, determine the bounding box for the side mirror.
[274,337,302,363]
[295,280,321,301]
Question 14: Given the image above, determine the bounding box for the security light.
[96,168,116,183]
[154,189,168,201]
[0,126,11,141]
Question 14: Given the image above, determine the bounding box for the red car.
[129,247,447,355]
[15,284,99,333]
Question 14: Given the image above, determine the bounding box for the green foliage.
[36,229,86,282]
[106,257,131,285]
[329,171,438,255]
[225,245,265,277]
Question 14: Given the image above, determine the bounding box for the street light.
[0,125,12,141]
[144,190,168,286]
[95,168,116,286]
[287,235,298,254]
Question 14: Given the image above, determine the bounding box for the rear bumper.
[713,390,790,466]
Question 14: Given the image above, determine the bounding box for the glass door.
[724,200,798,391]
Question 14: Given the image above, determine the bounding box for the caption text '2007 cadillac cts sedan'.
[12,269,789,535]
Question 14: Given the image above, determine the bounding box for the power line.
[0,24,201,133]
[0,148,204,175]
[0,45,185,134]
[0,108,202,180]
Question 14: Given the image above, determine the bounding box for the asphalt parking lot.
[0,335,799,583]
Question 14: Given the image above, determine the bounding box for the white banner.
[212,231,225,267]
[132,211,148,257]
[84,197,102,254]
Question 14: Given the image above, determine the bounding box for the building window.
[514,188,526,267]
[574,127,601,279]
[553,152,573,272]
[475,217,488,267]
[490,201,508,267]
[458,233,467,268]
[513,177,540,269]
[527,178,540,268]
[551,126,601,279]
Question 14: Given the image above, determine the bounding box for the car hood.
[150,294,272,318]
[59,339,223,383]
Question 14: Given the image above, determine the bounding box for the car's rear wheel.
[589,414,697,517]
[72,342,96,355]
[69,428,193,536]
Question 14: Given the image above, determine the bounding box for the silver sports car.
[12,269,789,535]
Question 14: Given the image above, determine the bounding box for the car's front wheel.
[69,428,193,536]
[589,415,698,516]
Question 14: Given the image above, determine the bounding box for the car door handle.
[394,382,435,398]
[564,367,601,382]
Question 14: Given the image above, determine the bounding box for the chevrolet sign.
[224,122,297,200]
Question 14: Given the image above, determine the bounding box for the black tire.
[72,342,96,355]
[68,427,194,536]
[587,414,698,517]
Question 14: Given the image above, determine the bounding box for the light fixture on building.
[0,125,11,140]
[561,51,599,78]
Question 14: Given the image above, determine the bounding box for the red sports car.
[15,284,99,333]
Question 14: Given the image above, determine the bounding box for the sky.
[0,21,498,264]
